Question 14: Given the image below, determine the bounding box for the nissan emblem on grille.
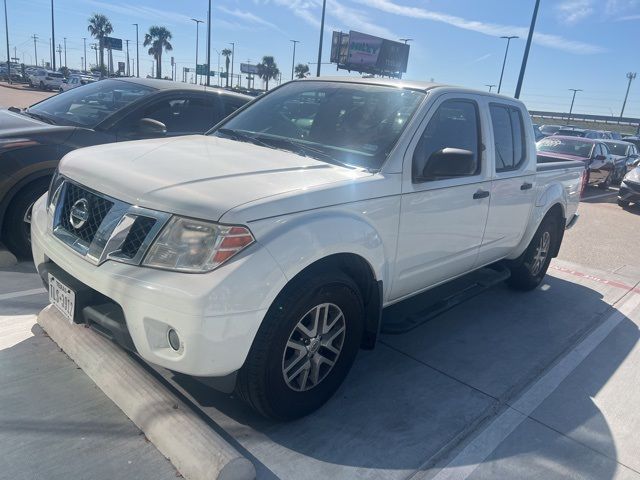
[69,198,90,229]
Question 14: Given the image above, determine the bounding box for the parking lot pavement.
[0,262,178,480]
[0,82,55,108]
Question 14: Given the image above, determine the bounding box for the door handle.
[473,189,490,199]
[520,182,533,190]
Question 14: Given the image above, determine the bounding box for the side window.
[412,99,480,181]
[222,97,248,120]
[594,144,602,157]
[490,104,527,173]
[128,95,218,134]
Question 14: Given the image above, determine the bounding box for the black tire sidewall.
[2,180,49,258]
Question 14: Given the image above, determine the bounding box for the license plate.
[49,273,76,323]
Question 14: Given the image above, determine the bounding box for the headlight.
[47,170,64,215]
[623,168,640,184]
[142,216,254,273]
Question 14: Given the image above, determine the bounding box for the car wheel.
[1,179,50,259]
[507,214,559,291]
[598,173,612,189]
[236,271,364,420]
[618,199,630,208]
[38,81,45,90]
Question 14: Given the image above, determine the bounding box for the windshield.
[556,129,585,137]
[537,137,594,157]
[27,79,155,128]
[211,81,426,170]
[604,142,628,156]
[540,125,560,134]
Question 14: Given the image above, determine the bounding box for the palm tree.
[294,63,310,79]
[257,56,280,90]
[221,48,232,87]
[144,26,173,79]
[87,13,113,75]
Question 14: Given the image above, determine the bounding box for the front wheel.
[236,272,364,420]
[507,215,559,291]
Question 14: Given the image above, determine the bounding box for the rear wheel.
[507,214,559,291]
[236,272,364,420]
[2,179,50,259]
[38,81,45,90]
[599,173,612,189]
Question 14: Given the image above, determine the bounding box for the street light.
[50,0,55,70]
[316,0,326,77]
[497,35,518,94]
[191,18,203,84]
[132,23,139,77]
[515,0,540,98]
[229,42,235,88]
[567,88,582,124]
[486,84,496,92]
[399,38,413,44]
[3,0,10,83]
[620,72,637,122]
[290,39,299,80]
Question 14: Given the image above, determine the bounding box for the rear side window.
[490,104,527,173]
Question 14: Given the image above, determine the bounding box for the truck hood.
[59,135,371,222]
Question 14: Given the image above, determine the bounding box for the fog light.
[167,329,180,351]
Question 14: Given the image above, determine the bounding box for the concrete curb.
[0,248,17,268]
[37,305,256,480]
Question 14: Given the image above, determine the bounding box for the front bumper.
[31,194,288,377]
[619,180,640,203]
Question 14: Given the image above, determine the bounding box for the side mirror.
[594,154,607,161]
[417,148,476,182]
[136,118,167,137]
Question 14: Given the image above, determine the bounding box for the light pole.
[567,88,582,124]
[290,39,299,80]
[316,0,326,77]
[229,42,235,88]
[125,39,130,76]
[497,35,518,94]
[32,34,38,67]
[206,0,211,86]
[91,43,98,68]
[50,0,55,70]
[3,0,10,83]
[132,23,139,77]
[515,0,539,98]
[399,38,413,44]
[191,18,203,84]
[486,84,496,92]
[620,72,637,122]
[63,37,66,68]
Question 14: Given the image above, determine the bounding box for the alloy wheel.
[529,231,551,276]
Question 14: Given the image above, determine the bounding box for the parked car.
[622,136,640,151]
[537,136,619,187]
[618,164,640,208]
[554,128,611,140]
[604,131,623,140]
[31,78,584,420]
[59,74,96,92]
[602,140,640,175]
[28,69,65,90]
[0,77,250,257]
[540,124,562,136]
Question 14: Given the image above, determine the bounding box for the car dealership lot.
[2,83,640,479]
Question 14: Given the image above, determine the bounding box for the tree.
[294,63,309,79]
[87,14,113,76]
[221,48,232,88]
[257,56,280,90]
[58,66,70,78]
[144,26,173,79]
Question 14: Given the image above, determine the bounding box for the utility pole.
[567,88,582,124]
[125,39,130,76]
[191,18,203,84]
[229,42,235,88]
[497,35,518,94]
[290,39,299,80]
[620,72,637,122]
[63,37,66,67]
[91,43,98,68]
[82,37,86,71]
[56,43,62,69]
[32,34,38,66]
[132,23,139,77]
[486,84,496,92]
[316,0,326,77]
[514,0,539,98]
[206,0,211,86]
[50,0,56,70]
[4,0,10,83]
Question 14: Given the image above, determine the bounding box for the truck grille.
[52,179,170,266]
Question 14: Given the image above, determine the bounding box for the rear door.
[476,102,536,265]
[391,94,491,301]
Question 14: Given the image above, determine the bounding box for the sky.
[3,0,640,117]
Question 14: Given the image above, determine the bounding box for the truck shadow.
[165,273,639,479]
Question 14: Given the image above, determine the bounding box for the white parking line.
[582,191,617,201]
[0,288,46,301]
[426,291,640,480]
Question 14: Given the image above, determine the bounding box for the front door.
[390,95,491,302]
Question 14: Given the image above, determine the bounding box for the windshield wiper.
[252,134,354,169]
[216,128,272,149]
[22,110,55,125]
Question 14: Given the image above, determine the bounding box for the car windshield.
[211,81,426,170]
[540,125,560,134]
[537,138,594,157]
[27,79,155,128]
[604,142,628,156]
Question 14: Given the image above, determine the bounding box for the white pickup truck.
[32,77,584,419]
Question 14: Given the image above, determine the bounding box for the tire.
[507,214,559,291]
[236,271,364,420]
[38,81,45,90]
[598,173,612,189]
[618,199,630,208]
[1,179,50,259]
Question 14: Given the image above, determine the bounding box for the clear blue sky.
[3,0,640,117]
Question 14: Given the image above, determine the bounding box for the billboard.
[240,63,259,75]
[330,30,409,77]
[101,36,122,51]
